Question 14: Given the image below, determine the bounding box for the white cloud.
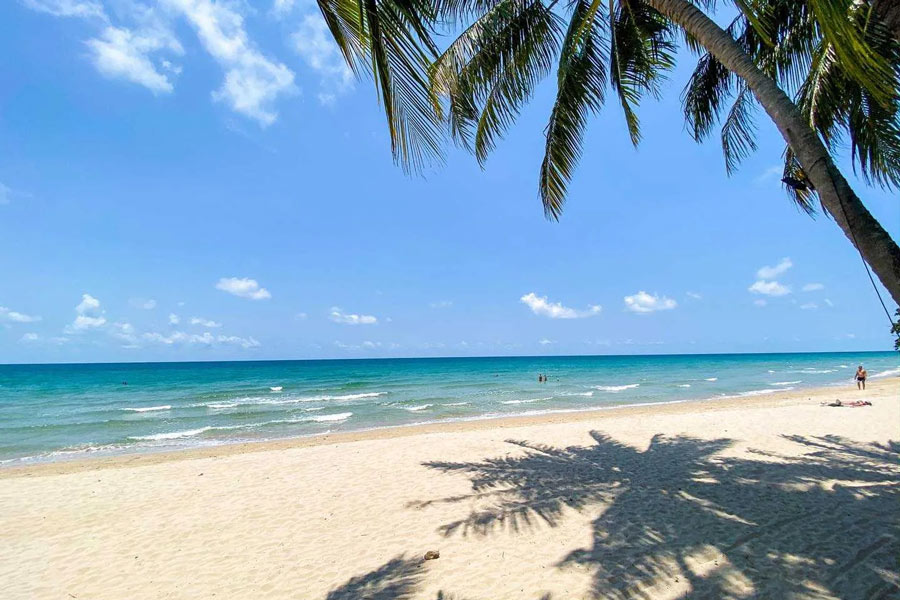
[520,292,602,319]
[215,277,271,300]
[802,283,824,292]
[800,302,818,310]
[68,314,107,331]
[66,293,106,332]
[824,298,834,307]
[748,280,791,296]
[129,298,157,309]
[20,332,40,342]
[756,258,793,279]
[168,313,180,325]
[271,0,295,18]
[429,300,453,309]
[86,25,181,94]
[111,321,138,345]
[330,307,377,325]
[295,312,308,320]
[191,316,222,328]
[686,292,703,300]
[753,299,767,307]
[143,330,259,348]
[754,165,782,185]
[0,306,42,323]
[76,293,101,314]
[291,13,353,106]
[623,291,677,314]
[538,338,554,345]
[163,0,296,125]
[21,0,106,19]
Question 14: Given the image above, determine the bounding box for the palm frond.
[539,0,609,219]
[721,83,758,174]
[609,0,676,145]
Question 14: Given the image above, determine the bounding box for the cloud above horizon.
[623,291,677,313]
[66,293,107,332]
[757,258,793,280]
[520,292,601,319]
[0,306,42,323]
[190,316,222,328]
[216,277,271,300]
[748,280,791,297]
[24,0,297,125]
[329,307,378,325]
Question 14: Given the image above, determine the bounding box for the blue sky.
[2,0,898,363]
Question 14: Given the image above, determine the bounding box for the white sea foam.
[678,384,691,388]
[872,367,900,378]
[732,387,793,398]
[442,402,470,406]
[307,412,353,422]
[130,427,212,441]
[800,369,836,374]
[501,397,551,405]
[403,404,433,411]
[563,391,594,397]
[121,405,171,413]
[767,370,776,373]
[223,391,386,407]
[593,384,640,392]
[206,402,240,409]
[270,386,283,392]
[772,381,801,386]
[705,378,718,382]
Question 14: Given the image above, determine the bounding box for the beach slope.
[1,379,898,599]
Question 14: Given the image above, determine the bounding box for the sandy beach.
[2,378,898,599]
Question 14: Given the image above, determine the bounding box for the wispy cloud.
[686,291,702,300]
[329,307,377,325]
[143,330,260,348]
[21,0,106,19]
[129,297,157,309]
[757,258,793,279]
[86,25,182,94]
[800,302,818,310]
[291,13,353,105]
[754,165,782,185]
[190,316,222,328]
[164,0,296,125]
[802,283,824,292]
[215,277,271,300]
[749,280,791,297]
[429,300,453,309]
[20,332,40,342]
[753,299,767,307]
[520,292,601,319]
[168,313,180,325]
[623,291,677,313]
[0,306,42,323]
[538,338,554,345]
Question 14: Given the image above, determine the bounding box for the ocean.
[1,352,896,465]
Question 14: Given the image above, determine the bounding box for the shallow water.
[0,352,896,465]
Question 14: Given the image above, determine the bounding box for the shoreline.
[4,377,895,479]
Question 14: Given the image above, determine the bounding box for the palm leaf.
[539,0,609,219]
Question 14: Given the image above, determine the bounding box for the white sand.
[1,378,898,599]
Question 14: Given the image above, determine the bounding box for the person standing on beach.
[856,366,867,390]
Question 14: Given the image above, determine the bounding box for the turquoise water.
[1,352,896,465]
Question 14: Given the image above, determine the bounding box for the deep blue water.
[0,352,896,465]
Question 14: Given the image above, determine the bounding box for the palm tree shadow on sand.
[414,432,900,599]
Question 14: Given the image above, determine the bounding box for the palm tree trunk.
[643,0,900,307]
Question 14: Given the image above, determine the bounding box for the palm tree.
[316,0,900,305]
